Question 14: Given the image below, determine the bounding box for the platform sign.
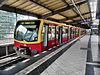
[81,21,92,24]
[91,25,98,28]
[96,13,100,19]
[96,1,100,19]
[80,19,92,24]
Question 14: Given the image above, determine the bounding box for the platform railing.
[0,38,16,58]
[0,44,16,58]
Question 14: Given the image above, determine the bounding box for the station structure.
[0,0,99,75]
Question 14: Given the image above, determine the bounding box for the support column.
[98,20,100,49]
[6,46,8,56]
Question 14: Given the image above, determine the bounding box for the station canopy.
[0,0,92,28]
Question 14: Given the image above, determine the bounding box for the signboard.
[81,21,92,24]
[96,0,100,19]
[91,25,98,28]
[96,13,100,19]
[80,19,92,24]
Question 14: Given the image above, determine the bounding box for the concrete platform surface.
[40,35,90,75]
[86,35,100,75]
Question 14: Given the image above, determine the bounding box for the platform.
[0,35,99,75]
[40,35,90,75]
[85,35,100,75]
[0,39,14,46]
[0,39,15,58]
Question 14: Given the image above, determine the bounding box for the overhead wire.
[70,0,89,27]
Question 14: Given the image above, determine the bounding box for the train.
[14,19,85,58]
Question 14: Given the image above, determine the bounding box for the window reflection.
[15,25,38,42]
[15,20,40,42]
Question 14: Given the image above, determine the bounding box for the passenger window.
[48,26,55,40]
[42,25,48,47]
[75,29,76,34]
[48,27,52,40]
[52,27,55,39]
[73,29,75,34]
[56,26,59,39]
[66,29,68,33]
[42,26,45,41]
[70,28,72,34]
[78,29,80,34]
[66,28,68,36]
[76,29,78,34]
[63,27,66,37]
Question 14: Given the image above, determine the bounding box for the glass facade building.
[0,10,38,40]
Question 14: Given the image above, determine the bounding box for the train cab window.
[15,20,40,42]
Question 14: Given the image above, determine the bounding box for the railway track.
[0,37,80,71]
[0,56,26,70]
[0,53,16,60]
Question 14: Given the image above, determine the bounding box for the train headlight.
[24,44,26,46]
[13,47,17,50]
[29,47,31,50]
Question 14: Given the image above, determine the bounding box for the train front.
[14,20,41,58]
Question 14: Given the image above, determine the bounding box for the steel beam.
[30,0,53,12]
[42,1,87,18]
[64,17,91,24]
[0,0,6,7]
[30,0,69,19]
[0,5,41,18]
[60,12,91,22]
[62,0,79,16]
[99,20,100,48]
[87,0,92,21]
[46,18,60,22]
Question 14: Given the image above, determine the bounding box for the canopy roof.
[0,0,92,28]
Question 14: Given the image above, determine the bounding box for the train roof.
[16,19,80,28]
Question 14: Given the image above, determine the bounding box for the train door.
[62,26,67,42]
[73,28,75,38]
[75,28,76,37]
[70,27,72,39]
[58,26,62,44]
[72,28,73,38]
[42,25,48,48]
[68,27,70,40]
[58,26,60,44]
[78,29,80,37]
[66,27,69,41]
[55,26,59,45]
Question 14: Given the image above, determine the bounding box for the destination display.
[20,21,35,25]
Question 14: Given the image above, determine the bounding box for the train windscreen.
[14,20,40,42]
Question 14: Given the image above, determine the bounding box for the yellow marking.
[14,39,41,44]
